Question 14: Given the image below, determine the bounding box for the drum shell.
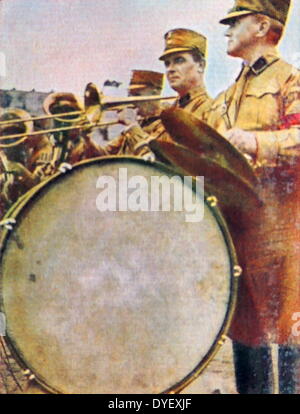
[0,156,239,394]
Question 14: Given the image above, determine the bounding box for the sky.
[0,0,299,99]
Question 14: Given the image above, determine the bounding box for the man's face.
[129,86,160,118]
[225,15,259,58]
[163,52,202,95]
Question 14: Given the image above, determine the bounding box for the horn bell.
[43,92,85,124]
[0,108,34,148]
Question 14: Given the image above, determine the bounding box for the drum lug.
[206,195,218,207]
[22,369,35,381]
[0,218,16,231]
[142,152,156,163]
[233,265,242,278]
[58,162,73,174]
[217,334,228,346]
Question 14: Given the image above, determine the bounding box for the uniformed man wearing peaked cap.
[88,28,212,158]
[219,0,291,25]
[128,70,164,93]
[80,70,165,158]
[205,0,300,394]
[127,28,211,156]
[126,69,165,127]
[159,28,207,60]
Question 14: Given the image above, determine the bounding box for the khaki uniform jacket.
[206,54,300,346]
[205,54,300,165]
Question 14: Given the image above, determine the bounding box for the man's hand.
[5,160,30,177]
[4,160,39,187]
[117,107,139,127]
[224,128,258,156]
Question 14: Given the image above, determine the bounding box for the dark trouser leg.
[279,346,300,394]
[232,341,274,394]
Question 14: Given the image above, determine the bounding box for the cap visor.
[219,10,253,25]
[128,84,149,91]
[159,47,192,61]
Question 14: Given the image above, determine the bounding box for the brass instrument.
[0,83,176,147]
[0,108,34,149]
[43,92,85,124]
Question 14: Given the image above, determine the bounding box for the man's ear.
[197,60,205,73]
[256,17,271,38]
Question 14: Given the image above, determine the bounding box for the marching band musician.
[25,118,55,178]
[67,69,166,162]
[205,0,300,394]
[41,92,88,171]
[0,139,54,217]
[0,113,54,217]
[0,146,39,214]
[0,149,42,220]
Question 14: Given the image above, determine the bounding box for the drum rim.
[0,155,240,394]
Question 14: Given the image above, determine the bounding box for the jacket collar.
[178,85,208,108]
[250,53,280,76]
[236,53,280,80]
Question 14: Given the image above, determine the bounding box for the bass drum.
[0,156,239,394]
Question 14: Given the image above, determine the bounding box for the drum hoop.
[0,155,240,394]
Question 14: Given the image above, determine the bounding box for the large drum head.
[0,157,237,394]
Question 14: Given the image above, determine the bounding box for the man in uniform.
[0,112,54,218]
[205,0,300,394]
[91,69,166,158]
[112,28,212,157]
[66,70,165,163]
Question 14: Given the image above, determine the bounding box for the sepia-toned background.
[0,0,299,98]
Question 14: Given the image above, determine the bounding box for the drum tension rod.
[206,196,218,207]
